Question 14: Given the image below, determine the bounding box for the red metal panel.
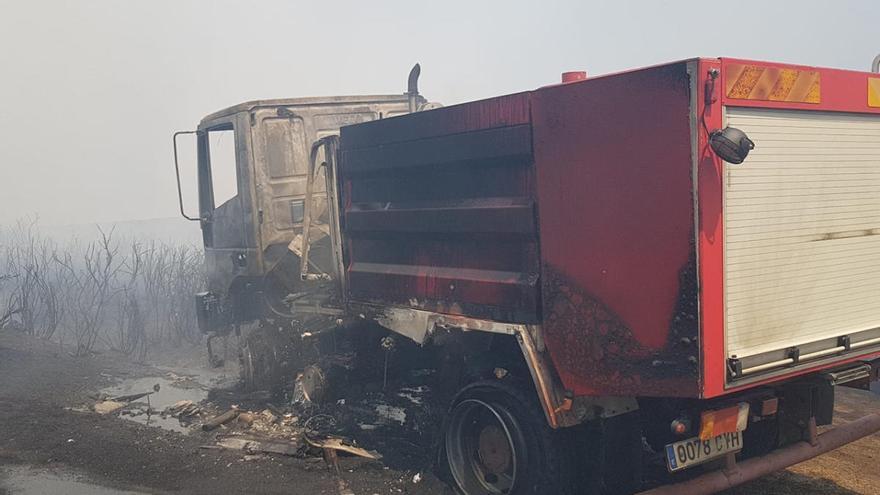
[339,93,541,324]
[340,93,531,148]
[720,58,880,114]
[531,62,700,398]
[698,59,727,398]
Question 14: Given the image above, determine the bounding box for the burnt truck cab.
[174,66,431,334]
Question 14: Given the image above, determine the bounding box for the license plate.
[665,431,743,472]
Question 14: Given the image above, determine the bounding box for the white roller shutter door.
[724,108,880,360]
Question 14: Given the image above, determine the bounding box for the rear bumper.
[638,413,880,495]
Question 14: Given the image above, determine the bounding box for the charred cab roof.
[199,94,414,126]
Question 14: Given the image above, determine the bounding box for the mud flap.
[600,412,644,495]
[778,378,834,446]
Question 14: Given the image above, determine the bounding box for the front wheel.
[442,381,575,495]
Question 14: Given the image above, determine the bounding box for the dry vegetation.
[0,218,204,360]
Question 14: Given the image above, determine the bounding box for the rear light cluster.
[671,398,779,439]
[759,397,779,417]
[670,418,692,436]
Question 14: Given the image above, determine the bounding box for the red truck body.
[338,58,880,402]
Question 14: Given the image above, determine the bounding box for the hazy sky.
[1,0,878,226]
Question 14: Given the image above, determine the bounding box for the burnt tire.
[440,380,577,495]
[239,327,282,392]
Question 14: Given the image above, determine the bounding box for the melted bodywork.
[197,95,417,301]
[181,79,428,330]
[339,93,540,324]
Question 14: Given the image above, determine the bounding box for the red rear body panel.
[338,58,880,399]
[531,61,699,397]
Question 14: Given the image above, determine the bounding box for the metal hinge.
[728,358,743,379]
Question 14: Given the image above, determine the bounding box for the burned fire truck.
[174,59,880,494]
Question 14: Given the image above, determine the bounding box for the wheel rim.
[446,398,520,494]
[240,334,274,391]
[240,342,258,390]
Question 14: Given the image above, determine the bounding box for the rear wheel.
[442,381,575,495]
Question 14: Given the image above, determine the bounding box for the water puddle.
[101,371,235,433]
[101,376,205,433]
[0,466,147,495]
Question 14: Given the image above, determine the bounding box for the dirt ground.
[0,330,877,495]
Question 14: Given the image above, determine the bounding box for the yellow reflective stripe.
[869,78,880,108]
[727,65,765,99]
[768,69,800,100]
[725,64,820,103]
[803,78,821,104]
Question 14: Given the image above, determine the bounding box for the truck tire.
[441,380,576,495]
[239,326,282,392]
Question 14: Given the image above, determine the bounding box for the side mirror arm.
[172,130,203,221]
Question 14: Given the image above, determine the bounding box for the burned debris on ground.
[78,351,445,482]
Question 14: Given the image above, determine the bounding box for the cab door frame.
[196,112,261,294]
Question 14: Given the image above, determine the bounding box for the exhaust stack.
[407,63,421,112]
